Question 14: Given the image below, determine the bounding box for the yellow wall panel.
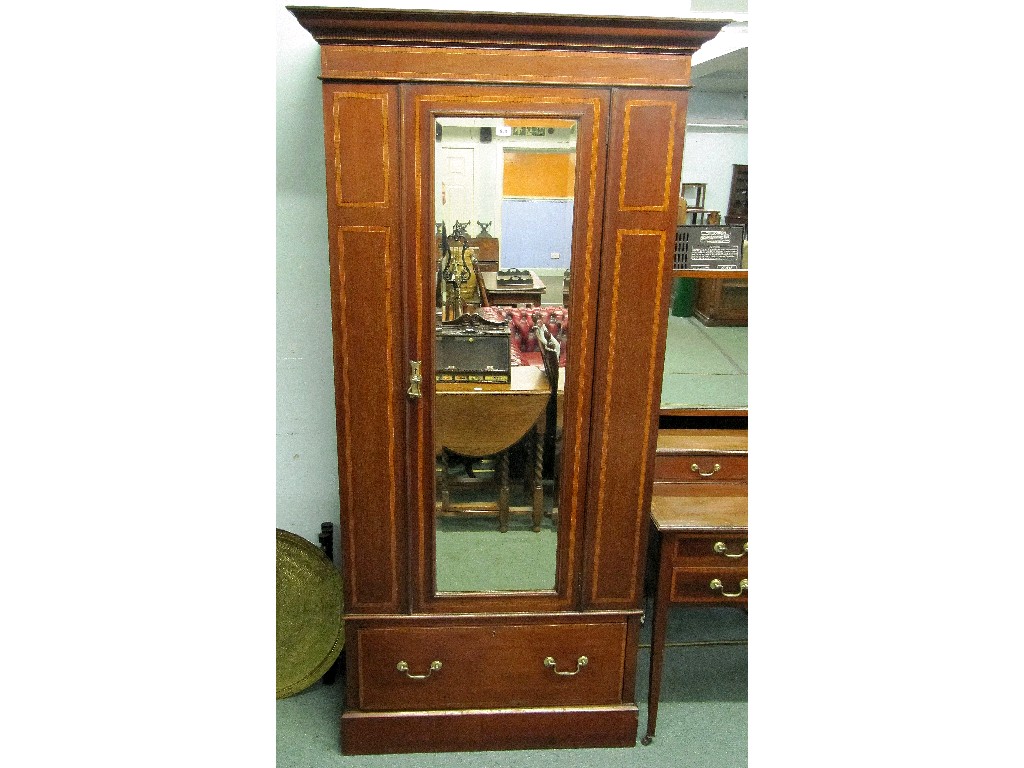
[503,152,576,199]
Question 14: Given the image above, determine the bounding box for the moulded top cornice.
[286,6,729,55]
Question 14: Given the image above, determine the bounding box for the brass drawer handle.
[396,660,442,679]
[691,462,721,478]
[710,578,748,598]
[713,541,748,558]
[543,655,588,676]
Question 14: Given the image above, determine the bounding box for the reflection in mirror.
[432,115,576,593]
[659,276,748,413]
[660,182,748,414]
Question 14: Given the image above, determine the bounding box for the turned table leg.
[532,425,544,531]
[498,450,510,532]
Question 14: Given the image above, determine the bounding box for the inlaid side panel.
[322,83,406,613]
[584,89,688,610]
[331,92,391,207]
[618,101,676,212]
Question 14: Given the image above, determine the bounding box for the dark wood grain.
[289,6,725,55]
[341,706,639,754]
[320,82,407,615]
[583,89,689,611]
[354,621,626,710]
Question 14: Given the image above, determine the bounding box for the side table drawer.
[670,567,748,605]
[654,453,747,484]
[673,534,748,567]
[354,621,626,711]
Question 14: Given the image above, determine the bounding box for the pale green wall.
[277,8,340,557]
[681,129,749,223]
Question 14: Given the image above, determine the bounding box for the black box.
[435,313,511,384]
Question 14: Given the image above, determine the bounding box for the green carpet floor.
[436,514,558,592]
[276,604,747,766]
[661,315,747,411]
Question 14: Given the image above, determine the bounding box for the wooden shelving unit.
[725,164,747,227]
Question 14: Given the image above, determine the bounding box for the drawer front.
[654,453,747,483]
[669,567,748,605]
[673,534,748,567]
[355,622,626,711]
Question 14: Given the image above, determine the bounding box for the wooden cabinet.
[644,491,748,746]
[288,7,727,755]
[467,237,499,272]
[725,163,748,227]
[695,275,748,326]
[643,429,747,744]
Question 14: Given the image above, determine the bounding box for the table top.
[434,366,563,457]
[437,365,552,394]
[481,269,546,294]
[656,428,747,454]
[650,487,747,532]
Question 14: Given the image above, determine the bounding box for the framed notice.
[673,225,745,270]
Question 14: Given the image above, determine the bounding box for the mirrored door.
[433,115,576,593]
[406,87,609,610]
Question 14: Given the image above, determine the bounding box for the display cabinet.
[695,275,748,326]
[725,163,748,227]
[287,7,727,755]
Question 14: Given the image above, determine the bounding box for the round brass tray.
[276,528,344,699]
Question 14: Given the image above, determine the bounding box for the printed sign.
[674,226,745,270]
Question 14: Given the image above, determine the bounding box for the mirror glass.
[661,173,748,415]
[659,274,748,414]
[432,115,576,593]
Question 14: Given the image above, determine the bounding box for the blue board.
[499,198,573,269]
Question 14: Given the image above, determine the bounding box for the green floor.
[436,514,558,592]
[276,604,747,766]
[660,316,747,411]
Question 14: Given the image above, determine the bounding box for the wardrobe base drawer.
[354,621,627,711]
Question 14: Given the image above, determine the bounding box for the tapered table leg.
[642,531,673,745]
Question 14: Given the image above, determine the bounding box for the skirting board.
[341,704,639,754]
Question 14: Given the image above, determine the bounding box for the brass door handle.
[709,578,747,598]
[691,462,721,477]
[397,660,441,679]
[407,360,422,400]
[713,541,748,558]
[543,655,588,676]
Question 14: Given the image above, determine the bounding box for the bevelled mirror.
[431,115,577,594]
